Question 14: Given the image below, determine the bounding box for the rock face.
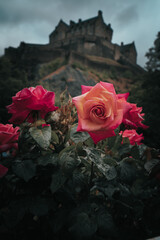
[4,10,140,74]
[40,65,97,97]
[40,64,133,97]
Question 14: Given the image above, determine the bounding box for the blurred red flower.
[0,123,20,177]
[120,129,144,145]
[122,103,148,129]
[0,123,19,153]
[7,85,58,124]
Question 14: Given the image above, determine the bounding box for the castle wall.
[95,18,107,38]
[50,22,68,44]
[87,23,94,35]
[5,43,64,64]
[125,49,137,64]
[4,12,138,69]
[57,36,115,59]
[114,44,121,61]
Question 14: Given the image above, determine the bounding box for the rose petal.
[0,143,18,153]
[117,92,130,100]
[88,129,116,144]
[9,109,31,124]
[81,85,93,94]
[32,85,47,99]
[121,129,144,145]
[100,81,116,95]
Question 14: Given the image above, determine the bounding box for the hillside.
[39,60,134,100]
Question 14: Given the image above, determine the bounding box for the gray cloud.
[115,4,139,27]
[0,0,160,67]
[0,0,59,24]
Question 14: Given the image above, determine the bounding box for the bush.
[0,83,160,240]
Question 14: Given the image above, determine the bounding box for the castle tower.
[49,11,113,45]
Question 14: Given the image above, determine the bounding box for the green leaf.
[97,209,115,237]
[51,131,59,144]
[106,135,117,150]
[144,158,160,173]
[103,184,119,198]
[72,170,86,192]
[49,209,69,233]
[106,133,122,152]
[59,145,75,158]
[50,170,67,193]
[69,212,97,239]
[3,198,29,228]
[12,159,36,182]
[111,135,122,152]
[84,137,95,147]
[29,197,49,216]
[37,153,58,166]
[118,159,137,184]
[84,147,117,180]
[103,155,117,166]
[118,143,131,157]
[29,125,51,150]
[104,166,117,181]
[59,152,81,175]
[138,144,147,158]
[130,145,140,159]
[76,142,87,157]
[70,124,90,143]
[131,179,144,196]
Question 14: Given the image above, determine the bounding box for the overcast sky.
[0,0,160,68]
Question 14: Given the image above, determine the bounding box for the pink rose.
[72,82,131,144]
[0,124,19,153]
[7,85,58,124]
[121,103,148,129]
[120,129,144,145]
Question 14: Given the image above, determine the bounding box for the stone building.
[5,11,138,67]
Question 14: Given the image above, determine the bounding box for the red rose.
[122,103,148,129]
[0,124,19,153]
[72,82,131,144]
[120,129,144,145]
[7,85,58,124]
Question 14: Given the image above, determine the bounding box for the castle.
[5,11,138,69]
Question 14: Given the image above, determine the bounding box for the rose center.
[95,108,102,115]
[91,105,106,119]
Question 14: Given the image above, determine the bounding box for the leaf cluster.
[0,122,160,240]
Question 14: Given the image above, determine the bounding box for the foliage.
[71,62,87,71]
[130,72,160,148]
[122,70,134,79]
[130,31,160,148]
[0,93,160,240]
[145,32,160,71]
[0,56,30,123]
[37,58,68,80]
